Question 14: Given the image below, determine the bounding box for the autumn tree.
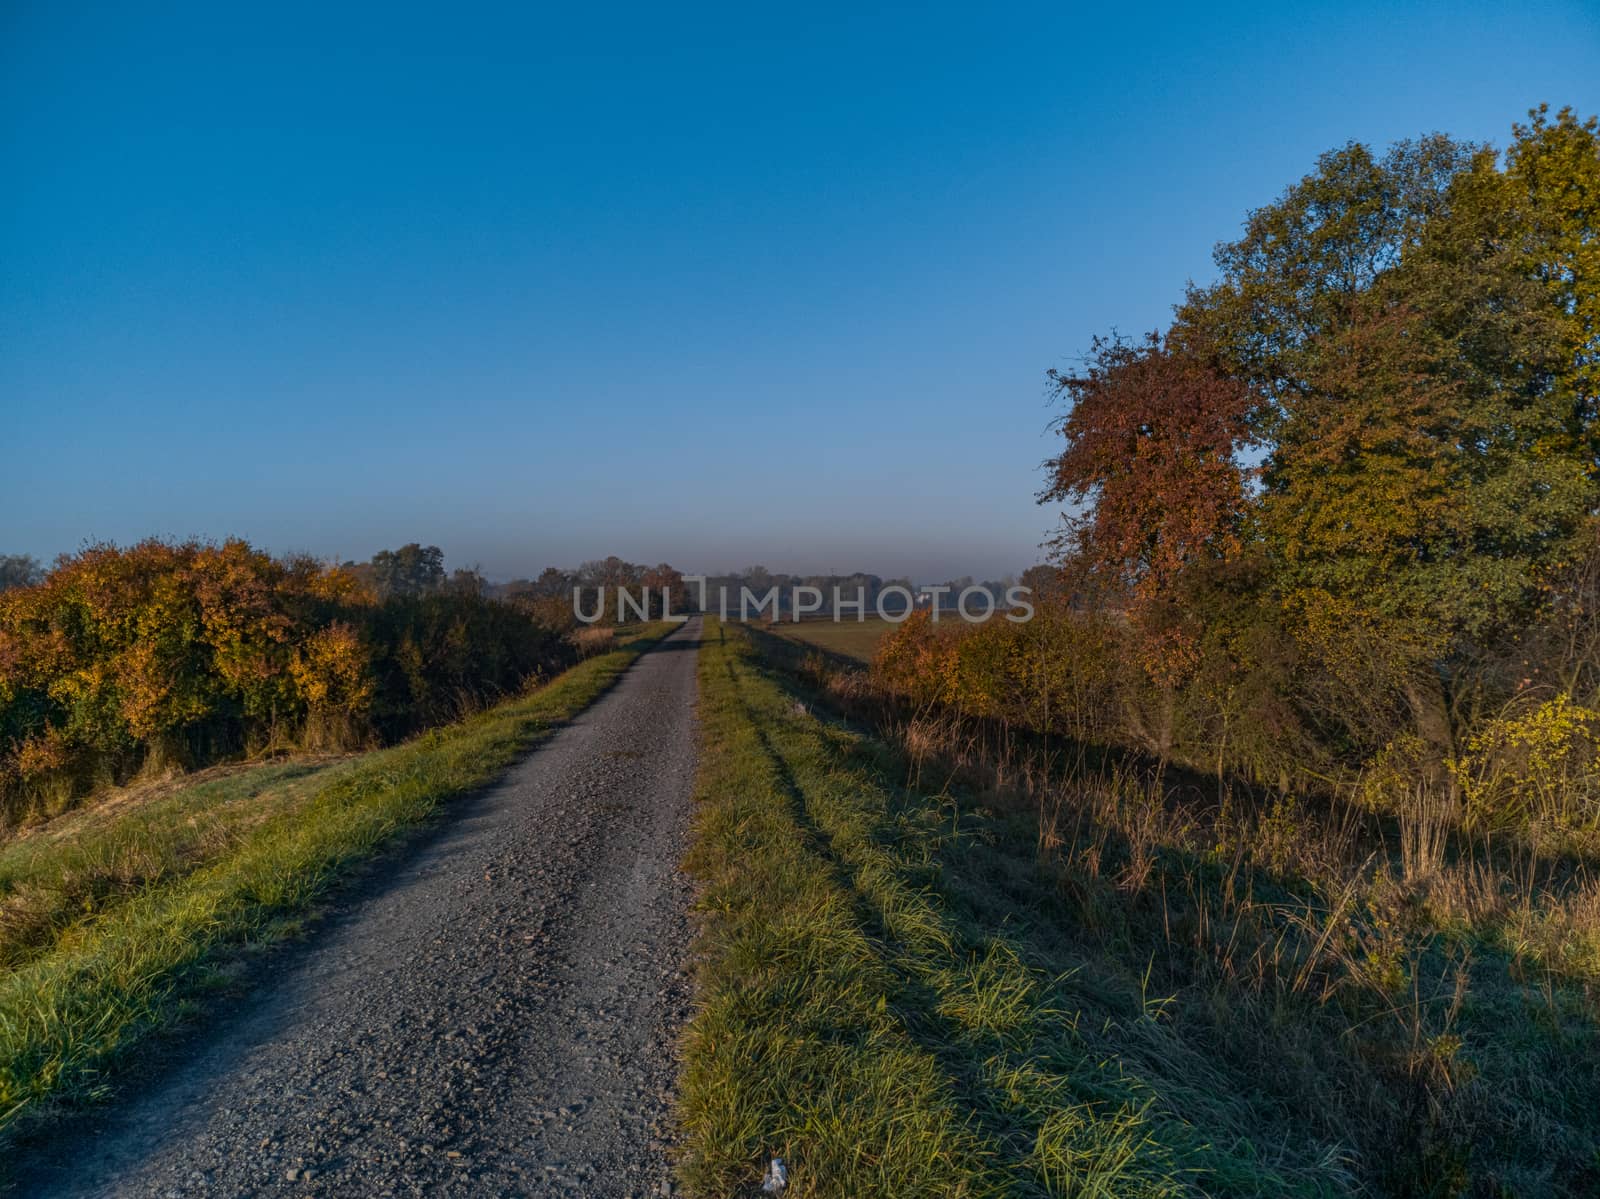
[641,563,687,617]
[1040,334,1257,759]
[1267,129,1594,764]
[0,541,573,817]
[447,567,487,597]
[533,566,574,597]
[1041,110,1599,778]
[1019,563,1066,605]
[1041,333,1256,609]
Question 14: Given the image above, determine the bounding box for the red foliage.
[1041,334,1256,609]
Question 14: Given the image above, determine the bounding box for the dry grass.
[694,623,1600,1195]
[571,625,617,657]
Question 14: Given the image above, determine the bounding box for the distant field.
[771,617,900,662]
[771,612,1000,663]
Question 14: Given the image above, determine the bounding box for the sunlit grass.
[680,621,1600,1195]
[677,621,1302,1198]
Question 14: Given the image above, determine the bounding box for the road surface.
[16,618,703,1198]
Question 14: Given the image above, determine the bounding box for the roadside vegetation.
[0,539,583,831]
[682,107,1600,1197]
[683,620,1600,1197]
[0,621,671,1144]
[1004,107,1600,832]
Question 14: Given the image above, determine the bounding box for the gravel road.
[15,618,703,1198]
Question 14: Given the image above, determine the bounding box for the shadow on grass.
[720,654,1063,1172]
[718,624,1600,1197]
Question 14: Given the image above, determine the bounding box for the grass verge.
[680,621,1600,1196]
[678,621,1313,1197]
[0,622,675,1142]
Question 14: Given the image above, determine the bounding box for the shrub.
[1454,692,1600,835]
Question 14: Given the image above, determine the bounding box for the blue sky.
[5,2,1598,581]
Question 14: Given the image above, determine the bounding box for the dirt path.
[16,618,703,1198]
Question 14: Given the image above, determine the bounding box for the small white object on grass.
[761,1157,788,1193]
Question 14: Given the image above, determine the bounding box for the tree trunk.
[1403,672,1457,802]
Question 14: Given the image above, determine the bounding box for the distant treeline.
[0,539,1036,823]
[492,559,1031,620]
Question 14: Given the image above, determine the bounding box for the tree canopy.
[1043,106,1600,765]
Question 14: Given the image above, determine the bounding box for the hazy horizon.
[3,536,1038,591]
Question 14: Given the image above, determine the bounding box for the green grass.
[0,622,674,1141]
[678,621,1600,1197]
[768,617,902,664]
[0,757,357,971]
[677,621,1327,1198]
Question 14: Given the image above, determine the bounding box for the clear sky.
[5,2,1598,581]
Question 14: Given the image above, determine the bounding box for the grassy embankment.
[677,620,1600,1197]
[0,622,673,1141]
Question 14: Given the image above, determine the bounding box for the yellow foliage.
[1453,692,1600,831]
[289,622,375,717]
[0,540,572,817]
[15,729,70,777]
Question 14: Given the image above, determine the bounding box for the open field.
[769,613,1000,664]
[0,623,674,1148]
[768,616,901,662]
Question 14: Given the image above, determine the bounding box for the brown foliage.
[1042,334,1256,610]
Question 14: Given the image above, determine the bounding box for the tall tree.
[1053,113,1600,772]
[1176,134,1479,417]
[1041,333,1255,609]
[1250,120,1596,765]
[1505,105,1600,468]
